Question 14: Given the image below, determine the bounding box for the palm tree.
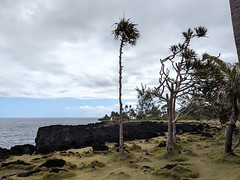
[229,0,240,62]
[112,17,140,154]
[221,64,240,153]
[203,54,240,153]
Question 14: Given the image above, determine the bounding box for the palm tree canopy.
[203,54,240,107]
[112,18,140,46]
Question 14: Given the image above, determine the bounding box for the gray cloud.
[0,0,237,99]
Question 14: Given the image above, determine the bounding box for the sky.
[0,0,238,118]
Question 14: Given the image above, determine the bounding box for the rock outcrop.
[0,144,35,161]
[35,121,213,154]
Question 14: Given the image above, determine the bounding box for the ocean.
[0,118,98,149]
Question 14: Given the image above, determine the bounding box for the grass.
[1,125,240,179]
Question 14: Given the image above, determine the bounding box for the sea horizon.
[0,117,99,149]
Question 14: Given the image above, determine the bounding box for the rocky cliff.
[35,121,211,154]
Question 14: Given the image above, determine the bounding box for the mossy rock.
[81,150,94,157]
[128,143,142,151]
[84,160,106,170]
[152,164,199,179]
[111,151,137,162]
[141,165,155,172]
[171,155,190,162]
[65,162,77,170]
[41,171,76,180]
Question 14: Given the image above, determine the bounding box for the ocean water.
[0,118,98,149]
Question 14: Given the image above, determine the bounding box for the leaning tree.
[196,54,240,153]
[112,17,140,154]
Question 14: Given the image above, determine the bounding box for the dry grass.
[1,126,240,179]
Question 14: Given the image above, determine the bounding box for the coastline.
[0,118,98,149]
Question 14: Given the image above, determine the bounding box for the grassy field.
[1,124,240,180]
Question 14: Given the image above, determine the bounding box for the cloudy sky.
[0,0,237,118]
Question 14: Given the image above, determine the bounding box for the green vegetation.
[1,125,240,179]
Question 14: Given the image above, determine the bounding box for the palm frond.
[194,26,207,37]
[112,17,140,46]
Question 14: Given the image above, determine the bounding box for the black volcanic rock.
[201,132,213,138]
[158,141,166,147]
[162,164,177,170]
[1,160,31,167]
[0,144,35,161]
[0,147,10,161]
[17,169,41,177]
[92,143,109,151]
[39,159,66,168]
[35,122,167,153]
[10,144,35,156]
[35,121,213,154]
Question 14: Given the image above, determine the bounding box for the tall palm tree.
[229,0,240,62]
[112,17,140,154]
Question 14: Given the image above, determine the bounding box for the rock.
[60,151,75,156]
[158,141,166,147]
[17,169,41,177]
[92,143,109,151]
[86,160,105,169]
[10,144,35,156]
[39,159,66,168]
[181,149,192,155]
[143,165,151,169]
[201,132,213,138]
[0,147,10,161]
[1,160,31,167]
[83,151,90,155]
[35,122,216,153]
[143,165,154,173]
[162,163,177,170]
[49,168,68,173]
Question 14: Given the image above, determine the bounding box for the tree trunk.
[167,94,174,153]
[225,97,238,153]
[225,123,235,153]
[172,98,177,143]
[119,39,124,154]
[229,0,240,62]
[173,124,176,143]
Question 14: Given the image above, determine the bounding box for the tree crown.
[112,17,140,46]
